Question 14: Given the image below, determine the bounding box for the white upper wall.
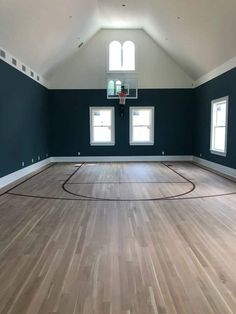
[49,29,194,89]
[1,0,236,81]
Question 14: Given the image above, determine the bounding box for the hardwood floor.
[0,162,236,314]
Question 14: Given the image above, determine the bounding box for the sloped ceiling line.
[0,0,236,83]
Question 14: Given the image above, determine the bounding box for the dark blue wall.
[49,89,195,157]
[2,54,235,179]
[0,60,50,177]
[194,67,236,168]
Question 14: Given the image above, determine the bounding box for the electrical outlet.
[162,151,165,155]
[200,153,202,157]
[78,152,80,156]
[38,156,40,161]
[22,161,24,167]
[32,158,34,163]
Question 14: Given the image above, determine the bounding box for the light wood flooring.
[0,162,236,314]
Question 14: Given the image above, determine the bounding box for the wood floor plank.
[0,162,236,313]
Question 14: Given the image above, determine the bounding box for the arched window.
[115,80,122,94]
[108,80,115,96]
[123,41,135,71]
[108,40,135,71]
[109,41,122,71]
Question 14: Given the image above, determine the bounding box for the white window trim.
[90,107,115,146]
[106,40,137,73]
[129,106,155,146]
[210,96,229,157]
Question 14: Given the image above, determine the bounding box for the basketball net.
[118,91,127,105]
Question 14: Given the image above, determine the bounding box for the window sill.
[107,70,137,74]
[129,142,154,146]
[210,150,227,157]
[90,142,115,146]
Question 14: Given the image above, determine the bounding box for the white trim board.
[195,56,236,87]
[51,155,193,162]
[53,155,236,181]
[0,158,52,189]
[1,155,236,191]
[192,156,236,181]
[0,155,192,190]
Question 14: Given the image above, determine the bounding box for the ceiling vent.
[0,46,46,87]
[0,49,6,59]
[12,58,17,66]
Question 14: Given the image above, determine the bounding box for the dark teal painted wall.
[49,89,195,157]
[194,67,236,168]
[0,60,50,177]
[1,55,235,179]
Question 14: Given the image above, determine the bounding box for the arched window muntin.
[108,40,135,72]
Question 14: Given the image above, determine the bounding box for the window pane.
[93,110,111,126]
[133,109,151,126]
[123,41,135,70]
[115,80,122,94]
[108,80,115,96]
[216,102,226,126]
[214,127,225,151]
[93,126,111,142]
[133,126,150,142]
[109,41,121,71]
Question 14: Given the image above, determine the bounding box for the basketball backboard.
[107,77,138,99]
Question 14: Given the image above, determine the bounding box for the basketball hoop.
[118,91,127,105]
[118,91,127,117]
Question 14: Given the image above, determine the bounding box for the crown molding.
[195,56,236,87]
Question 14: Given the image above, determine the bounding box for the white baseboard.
[0,158,52,189]
[2,155,235,191]
[51,155,193,163]
[192,156,236,180]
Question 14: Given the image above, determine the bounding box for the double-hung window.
[210,96,228,156]
[129,107,154,145]
[90,107,115,146]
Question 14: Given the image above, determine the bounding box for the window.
[122,41,135,71]
[107,79,123,96]
[129,107,154,145]
[210,96,228,156]
[109,40,135,71]
[109,41,122,71]
[90,107,115,145]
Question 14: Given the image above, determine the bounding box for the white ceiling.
[0,0,236,80]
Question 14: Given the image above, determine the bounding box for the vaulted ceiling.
[0,0,236,81]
